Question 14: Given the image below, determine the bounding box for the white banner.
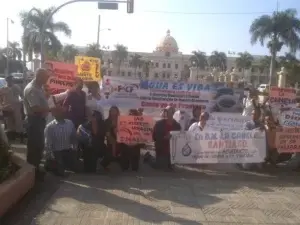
[101,76,244,113]
[207,112,251,130]
[170,130,266,164]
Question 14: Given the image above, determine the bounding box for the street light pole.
[96,15,101,49]
[6,18,10,76]
[40,0,127,66]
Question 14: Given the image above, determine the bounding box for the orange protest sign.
[45,61,77,94]
[117,115,154,144]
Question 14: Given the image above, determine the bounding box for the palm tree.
[235,51,254,79]
[19,7,71,61]
[190,51,207,70]
[62,44,79,63]
[208,51,227,71]
[85,43,102,59]
[3,42,22,61]
[112,44,128,75]
[130,54,143,77]
[250,8,300,85]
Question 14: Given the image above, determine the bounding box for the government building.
[81,30,269,86]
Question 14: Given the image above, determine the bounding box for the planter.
[0,154,35,217]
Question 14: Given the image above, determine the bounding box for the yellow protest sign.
[75,56,101,81]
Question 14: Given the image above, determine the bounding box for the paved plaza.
[33,170,300,225]
[3,145,300,225]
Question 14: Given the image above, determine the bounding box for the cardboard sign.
[117,115,154,144]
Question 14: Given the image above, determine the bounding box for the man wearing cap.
[23,68,50,179]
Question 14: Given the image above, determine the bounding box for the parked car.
[257,84,269,93]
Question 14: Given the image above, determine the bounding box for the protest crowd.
[1,57,300,180]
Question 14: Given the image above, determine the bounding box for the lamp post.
[40,0,128,66]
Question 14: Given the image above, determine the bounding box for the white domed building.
[78,30,269,85]
[99,30,191,81]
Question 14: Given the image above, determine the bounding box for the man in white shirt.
[188,112,210,133]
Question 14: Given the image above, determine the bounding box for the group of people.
[1,68,300,180]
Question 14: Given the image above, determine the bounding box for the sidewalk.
[4,144,300,225]
[34,169,300,225]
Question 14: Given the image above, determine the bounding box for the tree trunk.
[269,51,277,86]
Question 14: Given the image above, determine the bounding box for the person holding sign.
[120,109,146,171]
[188,112,211,133]
[240,107,264,170]
[86,81,104,119]
[188,106,202,127]
[145,106,181,170]
[100,106,121,170]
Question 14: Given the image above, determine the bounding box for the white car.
[257,84,269,93]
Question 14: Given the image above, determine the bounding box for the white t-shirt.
[86,95,104,116]
[173,110,191,131]
[188,122,212,134]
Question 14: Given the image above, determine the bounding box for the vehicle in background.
[257,84,269,93]
[0,77,7,88]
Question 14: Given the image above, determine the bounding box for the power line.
[143,10,273,15]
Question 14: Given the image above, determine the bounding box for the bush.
[0,128,18,183]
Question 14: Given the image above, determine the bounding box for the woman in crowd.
[79,110,106,173]
[146,106,181,170]
[86,81,104,119]
[188,106,202,127]
[100,106,121,170]
[121,109,145,171]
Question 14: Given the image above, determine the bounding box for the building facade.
[79,30,269,86]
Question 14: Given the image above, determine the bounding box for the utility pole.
[96,15,101,48]
[6,18,10,76]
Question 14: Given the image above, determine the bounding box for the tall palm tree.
[85,43,102,60]
[190,51,207,69]
[112,44,128,75]
[19,7,71,61]
[250,8,300,85]
[130,54,143,77]
[62,44,79,63]
[208,51,227,71]
[3,42,22,61]
[235,51,254,79]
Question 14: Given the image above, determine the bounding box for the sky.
[0,0,300,56]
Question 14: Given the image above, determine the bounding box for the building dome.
[156,30,179,54]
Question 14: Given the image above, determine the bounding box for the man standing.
[23,68,50,179]
[0,75,23,140]
[62,78,86,129]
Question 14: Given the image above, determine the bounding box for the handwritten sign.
[280,108,300,127]
[276,127,300,153]
[206,112,250,130]
[75,56,101,81]
[45,61,77,94]
[117,115,154,144]
[269,87,296,108]
[170,130,266,164]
